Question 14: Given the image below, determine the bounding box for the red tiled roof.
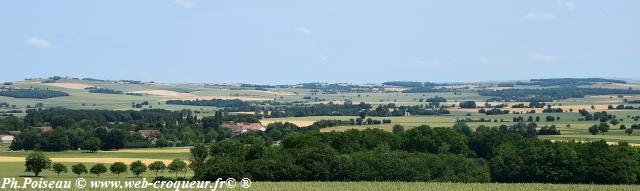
[221,122,265,133]
[138,130,161,138]
[37,126,53,133]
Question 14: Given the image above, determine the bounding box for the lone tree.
[189,144,208,171]
[51,163,68,177]
[392,124,405,134]
[610,118,620,126]
[626,128,634,136]
[72,163,88,177]
[82,137,101,153]
[148,161,166,177]
[168,159,187,177]
[588,125,599,135]
[459,101,477,108]
[598,122,610,134]
[109,162,127,177]
[25,152,51,177]
[90,164,107,177]
[130,160,147,177]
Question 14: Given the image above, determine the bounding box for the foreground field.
[245,182,640,191]
[0,161,637,191]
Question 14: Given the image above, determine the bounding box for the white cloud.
[295,26,313,34]
[319,55,328,62]
[556,1,576,11]
[528,52,557,63]
[524,13,556,21]
[26,37,52,48]
[175,0,195,10]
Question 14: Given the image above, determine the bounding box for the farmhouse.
[221,122,266,133]
[36,126,53,133]
[139,130,161,138]
[0,135,14,144]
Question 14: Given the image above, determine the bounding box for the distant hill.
[521,78,627,87]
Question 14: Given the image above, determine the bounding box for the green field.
[264,112,640,143]
[244,182,640,191]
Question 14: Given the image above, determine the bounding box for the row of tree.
[264,102,450,118]
[86,87,123,94]
[25,152,189,178]
[478,87,640,101]
[0,88,69,99]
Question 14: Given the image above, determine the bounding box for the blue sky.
[2,1,639,84]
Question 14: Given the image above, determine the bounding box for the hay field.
[41,82,94,90]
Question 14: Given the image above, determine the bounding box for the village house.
[36,126,53,133]
[138,130,161,139]
[221,122,266,133]
[0,135,14,144]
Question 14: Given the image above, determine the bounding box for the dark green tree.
[109,162,127,177]
[81,137,101,153]
[90,164,107,177]
[72,163,88,177]
[130,160,147,177]
[25,152,51,177]
[598,122,610,134]
[168,159,188,177]
[148,161,166,177]
[51,163,67,177]
[392,124,405,134]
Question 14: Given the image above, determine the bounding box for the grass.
[243,182,640,191]
[0,161,638,191]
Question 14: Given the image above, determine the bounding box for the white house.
[0,135,14,144]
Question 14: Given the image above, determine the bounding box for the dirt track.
[103,148,190,153]
[41,83,93,90]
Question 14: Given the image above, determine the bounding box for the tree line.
[24,152,189,179]
[0,88,69,99]
[526,78,627,87]
[478,87,640,101]
[166,99,251,108]
[86,87,123,94]
[265,102,449,118]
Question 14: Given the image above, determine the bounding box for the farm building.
[0,135,14,144]
[139,130,161,138]
[221,122,266,133]
[36,126,53,133]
